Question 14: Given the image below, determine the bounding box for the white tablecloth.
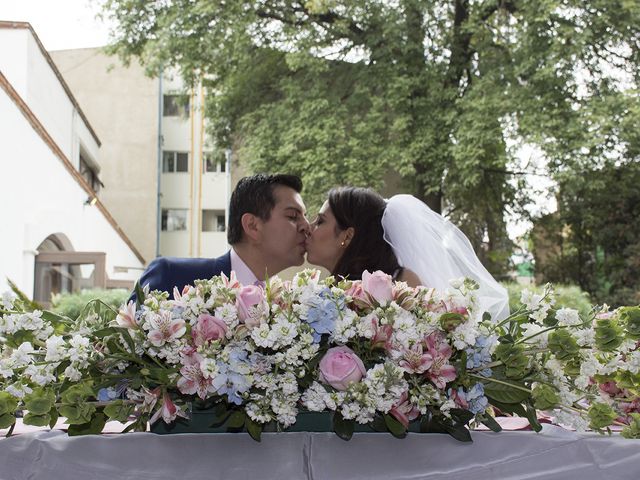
[1,424,638,480]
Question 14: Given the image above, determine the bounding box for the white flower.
[5,382,33,399]
[251,323,275,348]
[10,342,34,367]
[24,364,56,386]
[574,328,595,347]
[520,323,549,347]
[555,308,581,327]
[68,334,91,366]
[0,358,14,378]
[2,292,15,309]
[626,351,640,374]
[552,408,588,432]
[64,365,82,381]
[45,335,67,362]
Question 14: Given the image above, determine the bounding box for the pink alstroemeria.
[147,310,186,347]
[150,391,189,425]
[221,271,241,289]
[398,343,433,374]
[115,301,137,329]
[370,317,393,350]
[389,391,420,428]
[423,332,457,389]
[177,352,215,400]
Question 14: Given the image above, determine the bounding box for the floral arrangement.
[1,270,639,440]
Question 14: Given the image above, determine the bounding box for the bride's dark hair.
[328,187,401,280]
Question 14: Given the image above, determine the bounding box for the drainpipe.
[156,71,163,258]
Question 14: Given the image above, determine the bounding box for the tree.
[532,162,640,306]
[102,0,640,276]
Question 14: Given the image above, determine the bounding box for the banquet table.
[1,424,638,480]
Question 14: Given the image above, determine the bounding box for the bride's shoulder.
[397,268,422,288]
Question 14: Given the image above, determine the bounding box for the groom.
[131,173,309,300]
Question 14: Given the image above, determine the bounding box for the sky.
[0,0,111,51]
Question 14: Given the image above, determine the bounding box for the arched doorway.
[33,233,106,305]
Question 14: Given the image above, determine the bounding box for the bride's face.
[306,201,347,272]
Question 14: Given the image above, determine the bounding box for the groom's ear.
[240,213,262,242]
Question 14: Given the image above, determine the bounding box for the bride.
[305,187,510,321]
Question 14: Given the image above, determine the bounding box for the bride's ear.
[341,227,355,247]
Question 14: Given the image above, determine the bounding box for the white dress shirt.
[230,248,260,286]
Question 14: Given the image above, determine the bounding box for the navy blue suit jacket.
[131,251,232,302]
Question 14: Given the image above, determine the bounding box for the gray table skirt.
[1,425,638,480]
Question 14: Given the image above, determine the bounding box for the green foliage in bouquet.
[1,272,640,441]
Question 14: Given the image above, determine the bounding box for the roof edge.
[0,20,102,147]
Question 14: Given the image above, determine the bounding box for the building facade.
[50,49,231,263]
[0,22,144,303]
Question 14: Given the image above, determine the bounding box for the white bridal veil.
[382,195,510,321]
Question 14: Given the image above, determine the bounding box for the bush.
[503,282,593,318]
[51,289,129,320]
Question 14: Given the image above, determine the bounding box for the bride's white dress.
[382,195,510,321]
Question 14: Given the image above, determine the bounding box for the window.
[163,94,190,117]
[162,151,189,173]
[202,210,226,232]
[161,209,188,231]
[79,153,103,193]
[203,151,226,173]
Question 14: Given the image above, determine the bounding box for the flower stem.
[469,374,532,394]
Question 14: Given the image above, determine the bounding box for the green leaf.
[383,414,407,438]
[67,413,107,436]
[24,388,56,415]
[49,406,59,429]
[524,403,542,432]
[58,403,96,425]
[104,400,134,422]
[246,416,262,442]
[332,412,354,441]
[23,412,51,427]
[226,411,246,429]
[41,310,74,326]
[0,413,16,429]
[483,380,531,404]
[479,415,502,433]
[445,424,473,442]
[0,392,18,416]
[134,281,145,309]
[488,399,528,419]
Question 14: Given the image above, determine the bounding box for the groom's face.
[258,185,309,272]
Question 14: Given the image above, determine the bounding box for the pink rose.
[318,346,366,391]
[362,270,393,304]
[193,313,227,346]
[236,284,265,327]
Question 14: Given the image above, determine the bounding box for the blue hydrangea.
[305,288,344,343]
[466,335,493,377]
[466,383,488,414]
[212,348,251,405]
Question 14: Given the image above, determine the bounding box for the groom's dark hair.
[227,173,303,244]
[329,187,401,280]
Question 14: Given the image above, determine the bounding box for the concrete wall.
[50,48,159,263]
